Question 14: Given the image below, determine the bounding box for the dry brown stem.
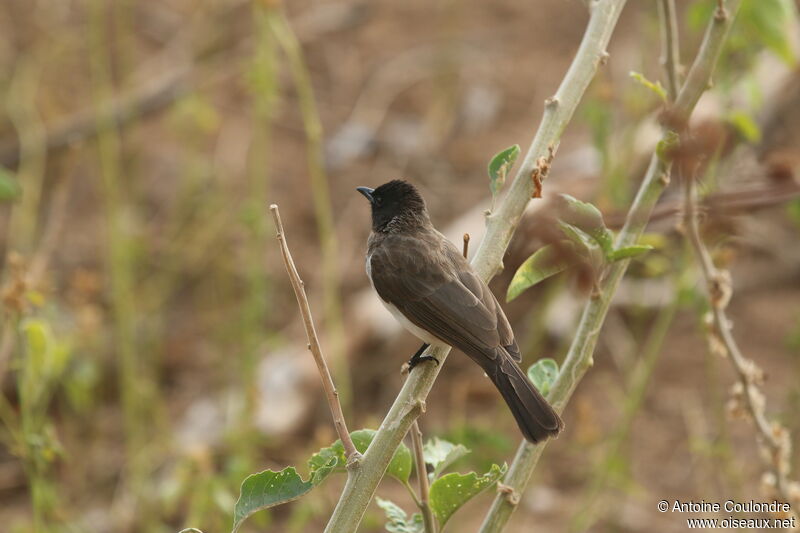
[682,172,798,514]
[269,204,358,462]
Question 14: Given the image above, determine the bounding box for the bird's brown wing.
[369,235,519,361]
[370,233,562,442]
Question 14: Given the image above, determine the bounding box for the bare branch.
[681,170,799,515]
[269,204,358,462]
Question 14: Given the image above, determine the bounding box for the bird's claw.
[407,354,439,371]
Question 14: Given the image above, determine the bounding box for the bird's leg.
[407,343,438,370]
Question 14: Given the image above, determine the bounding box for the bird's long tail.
[481,353,564,443]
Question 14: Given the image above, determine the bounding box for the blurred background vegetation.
[0,0,799,531]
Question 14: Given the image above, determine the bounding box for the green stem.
[411,421,437,533]
[658,0,681,100]
[571,291,679,531]
[88,0,149,506]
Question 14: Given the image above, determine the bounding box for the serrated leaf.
[233,463,334,532]
[629,71,667,102]
[376,498,424,533]
[607,244,653,262]
[0,167,21,202]
[557,194,614,253]
[488,145,520,198]
[726,110,761,143]
[423,437,470,480]
[429,463,507,527]
[527,359,559,397]
[506,244,576,302]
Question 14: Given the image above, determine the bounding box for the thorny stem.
[269,205,359,462]
[411,421,436,533]
[479,1,744,531]
[681,172,798,513]
[325,0,627,531]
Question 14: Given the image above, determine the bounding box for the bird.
[356,179,564,443]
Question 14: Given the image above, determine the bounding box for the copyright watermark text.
[657,499,795,529]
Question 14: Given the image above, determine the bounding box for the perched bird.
[357,180,564,443]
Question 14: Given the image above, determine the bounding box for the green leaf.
[726,110,762,143]
[607,244,653,262]
[351,429,412,483]
[557,194,614,253]
[233,463,334,532]
[0,167,21,202]
[527,359,559,397]
[557,222,597,251]
[487,145,521,198]
[739,0,796,65]
[429,463,507,528]
[506,244,576,302]
[557,222,606,270]
[629,71,667,102]
[19,319,72,409]
[423,437,470,480]
[375,498,424,533]
[233,429,412,532]
[309,429,412,483]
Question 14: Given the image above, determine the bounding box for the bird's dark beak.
[356,186,375,203]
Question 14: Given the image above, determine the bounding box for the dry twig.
[269,204,358,462]
[682,171,799,515]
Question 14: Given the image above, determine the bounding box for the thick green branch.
[324,1,627,530]
[479,1,743,531]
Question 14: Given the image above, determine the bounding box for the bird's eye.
[373,197,383,206]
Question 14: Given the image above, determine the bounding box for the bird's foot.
[407,354,439,371]
[401,343,437,373]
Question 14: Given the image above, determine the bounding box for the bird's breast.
[366,251,444,347]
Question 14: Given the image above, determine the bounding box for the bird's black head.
[356,180,429,233]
